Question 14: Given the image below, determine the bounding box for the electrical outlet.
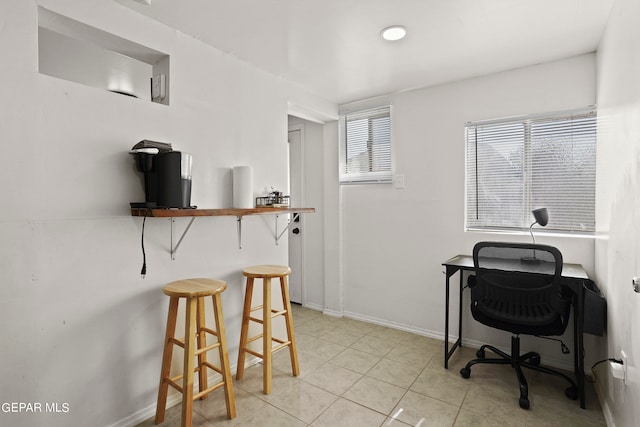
[394,174,405,189]
[611,360,625,380]
[621,350,628,385]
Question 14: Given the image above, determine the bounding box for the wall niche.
[38,7,170,105]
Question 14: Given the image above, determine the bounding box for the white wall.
[322,120,341,316]
[335,54,597,370]
[0,1,334,426]
[594,0,640,424]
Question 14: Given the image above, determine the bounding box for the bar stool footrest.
[247,333,264,344]
[271,341,291,353]
[201,326,220,338]
[202,361,223,375]
[244,348,264,359]
[194,341,221,356]
[193,381,225,400]
[248,316,265,324]
[165,377,184,393]
[240,338,292,359]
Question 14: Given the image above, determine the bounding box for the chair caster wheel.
[476,349,485,358]
[460,368,471,379]
[519,397,530,410]
[528,354,541,366]
[565,386,578,400]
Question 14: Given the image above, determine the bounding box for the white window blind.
[339,106,392,184]
[465,108,596,233]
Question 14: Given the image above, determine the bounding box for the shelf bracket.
[237,216,243,249]
[170,217,197,260]
[274,213,298,245]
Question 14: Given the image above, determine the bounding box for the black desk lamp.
[521,208,549,264]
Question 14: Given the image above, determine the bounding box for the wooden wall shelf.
[131,207,315,258]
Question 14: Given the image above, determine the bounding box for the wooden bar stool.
[235,265,300,394]
[155,278,236,427]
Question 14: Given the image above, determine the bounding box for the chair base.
[459,335,578,410]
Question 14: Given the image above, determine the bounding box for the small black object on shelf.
[256,190,290,207]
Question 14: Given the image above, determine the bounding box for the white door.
[288,128,303,304]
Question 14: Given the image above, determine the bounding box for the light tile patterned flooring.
[138,305,606,427]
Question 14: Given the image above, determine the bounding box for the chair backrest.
[470,241,570,335]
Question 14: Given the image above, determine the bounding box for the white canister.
[232,165,253,208]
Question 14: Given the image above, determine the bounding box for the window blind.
[465,108,596,233]
[339,106,392,184]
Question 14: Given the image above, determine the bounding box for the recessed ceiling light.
[381,25,407,41]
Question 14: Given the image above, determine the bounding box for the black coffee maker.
[130,143,192,208]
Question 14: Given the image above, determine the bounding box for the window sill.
[465,227,595,239]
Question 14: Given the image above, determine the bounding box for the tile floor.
[138,305,606,427]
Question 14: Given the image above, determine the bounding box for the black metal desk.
[442,254,589,409]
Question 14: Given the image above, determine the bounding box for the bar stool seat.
[156,278,236,427]
[236,265,300,394]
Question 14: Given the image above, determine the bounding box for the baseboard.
[341,310,444,342]
[322,307,343,318]
[301,302,324,312]
[297,302,342,318]
[108,394,181,427]
[594,375,615,427]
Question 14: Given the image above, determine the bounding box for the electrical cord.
[588,358,623,383]
[140,209,149,278]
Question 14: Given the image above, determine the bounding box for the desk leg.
[576,288,586,409]
[445,271,450,369]
[444,266,463,369]
[458,273,463,349]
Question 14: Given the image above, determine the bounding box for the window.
[465,108,596,233]
[339,106,392,184]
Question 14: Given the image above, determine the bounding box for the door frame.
[288,122,306,305]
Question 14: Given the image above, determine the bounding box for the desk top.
[443,254,588,280]
[131,207,315,217]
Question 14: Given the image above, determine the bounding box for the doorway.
[286,113,330,311]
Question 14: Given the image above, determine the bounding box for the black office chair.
[459,241,578,409]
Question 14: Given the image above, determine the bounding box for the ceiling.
[115,0,614,105]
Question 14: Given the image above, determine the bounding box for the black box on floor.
[583,279,606,336]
